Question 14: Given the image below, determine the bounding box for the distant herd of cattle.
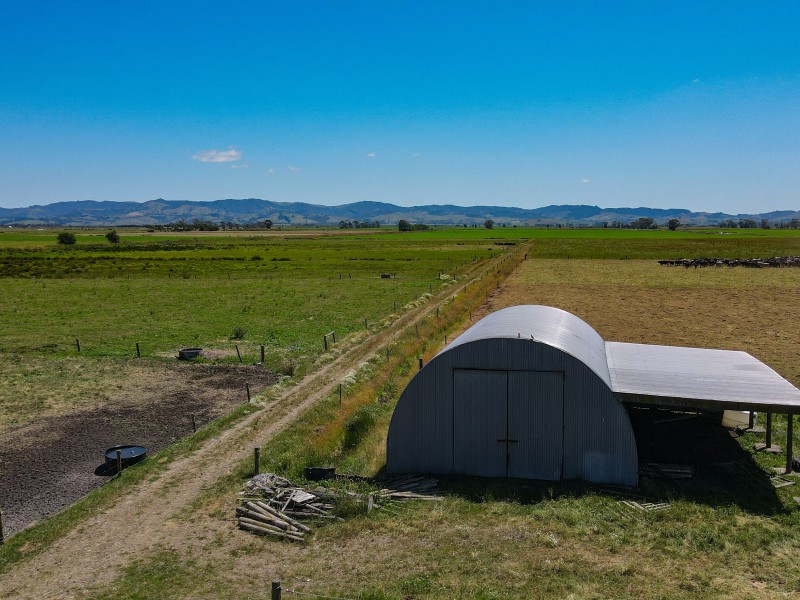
[658,256,800,268]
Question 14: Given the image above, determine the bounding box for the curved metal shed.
[387,305,639,486]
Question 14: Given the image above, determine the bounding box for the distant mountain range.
[0,198,798,227]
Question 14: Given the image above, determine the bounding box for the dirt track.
[0,364,277,537]
[0,255,508,599]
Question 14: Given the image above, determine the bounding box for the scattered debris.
[237,472,442,541]
[376,474,442,501]
[601,488,673,514]
[618,499,672,512]
[754,442,782,454]
[640,462,695,479]
[770,475,796,489]
[658,256,800,269]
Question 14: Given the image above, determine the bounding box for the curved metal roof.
[441,305,611,386]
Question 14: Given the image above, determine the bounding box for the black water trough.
[178,347,204,360]
[94,445,148,476]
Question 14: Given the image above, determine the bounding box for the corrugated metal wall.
[386,337,638,486]
[453,369,507,477]
[508,370,563,480]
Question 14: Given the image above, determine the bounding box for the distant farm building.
[387,305,800,486]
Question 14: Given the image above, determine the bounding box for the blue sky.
[1,2,798,213]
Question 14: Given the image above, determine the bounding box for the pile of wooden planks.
[367,475,442,514]
[375,474,442,501]
[237,472,443,540]
[238,472,340,542]
[640,462,695,480]
[236,500,311,542]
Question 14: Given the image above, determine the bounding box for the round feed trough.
[178,347,204,360]
[94,444,148,476]
[105,444,147,467]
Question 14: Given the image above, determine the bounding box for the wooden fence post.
[254,447,261,476]
[260,345,265,364]
[271,580,281,600]
[418,358,423,370]
[191,414,197,433]
[136,342,141,357]
[235,344,243,363]
[76,338,81,352]
[246,382,251,402]
[323,335,328,351]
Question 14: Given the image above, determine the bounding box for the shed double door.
[453,369,564,479]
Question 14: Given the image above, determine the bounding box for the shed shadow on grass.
[377,409,789,517]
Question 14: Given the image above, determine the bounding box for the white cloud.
[266,168,275,174]
[230,163,249,169]
[192,148,243,163]
[691,78,700,84]
[287,165,301,172]
[581,178,590,184]
[366,152,376,158]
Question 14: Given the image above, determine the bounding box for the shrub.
[343,404,382,450]
[105,230,120,243]
[277,357,297,376]
[57,232,77,245]
[231,326,247,340]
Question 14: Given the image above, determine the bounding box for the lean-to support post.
[786,414,794,474]
[766,412,773,449]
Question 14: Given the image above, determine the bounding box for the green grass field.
[2,227,800,599]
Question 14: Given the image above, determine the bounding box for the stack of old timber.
[237,473,339,542]
[640,462,695,479]
[658,256,800,268]
[367,475,442,514]
[238,472,444,540]
[375,475,442,501]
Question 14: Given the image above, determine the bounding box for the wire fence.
[269,580,358,600]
